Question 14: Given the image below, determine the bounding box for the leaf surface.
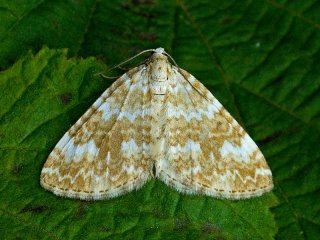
[0,0,319,239]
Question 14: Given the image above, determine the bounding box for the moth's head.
[150,47,168,61]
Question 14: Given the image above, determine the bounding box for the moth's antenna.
[97,48,178,78]
[164,52,178,67]
[111,49,155,70]
[96,49,154,78]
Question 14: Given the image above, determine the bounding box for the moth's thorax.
[148,52,172,95]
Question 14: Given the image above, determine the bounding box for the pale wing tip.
[158,174,274,200]
[214,182,274,200]
[40,175,151,201]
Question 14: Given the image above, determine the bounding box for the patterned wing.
[157,67,273,199]
[40,66,152,200]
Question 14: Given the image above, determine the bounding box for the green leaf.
[0,0,319,239]
[0,47,277,240]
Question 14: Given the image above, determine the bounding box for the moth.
[40,48,273,200]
